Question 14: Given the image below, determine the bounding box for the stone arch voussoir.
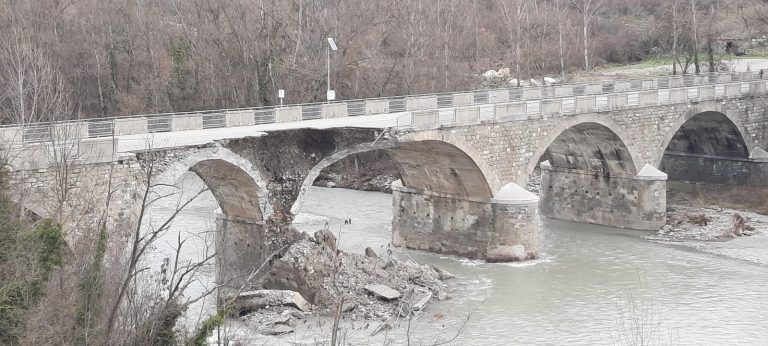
[154,145,273,218]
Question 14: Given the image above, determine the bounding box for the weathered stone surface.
[540,165,667,231]
[487,244,528,262]
[392,184,539,262]
[232,290,311,314]
[365,284,401,300]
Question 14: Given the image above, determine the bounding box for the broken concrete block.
[399,288,432,316]
[431,265,455,280]
[232,290,311,314]
[364,284,401,300]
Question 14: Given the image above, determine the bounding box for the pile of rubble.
[230,229,455,336]
[650,204,764,242]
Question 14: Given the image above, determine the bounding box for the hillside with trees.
[1,0,767,123]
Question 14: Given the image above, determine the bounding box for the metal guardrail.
[0,71,764,146]
[397,76,768,130]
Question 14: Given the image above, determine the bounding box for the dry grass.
[667,182,768,215]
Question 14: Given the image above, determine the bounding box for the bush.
[0,167,65,345]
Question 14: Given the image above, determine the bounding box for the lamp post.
[326,37,338,101]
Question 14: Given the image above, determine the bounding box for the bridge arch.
[156,146,272,220]
[291,137,494,214]
[531,118,666,230]
[655,106,752,167]
[527,116,642,183]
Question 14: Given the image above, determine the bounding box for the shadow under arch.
[658,110,750,166]
[526,116,642,186]
[155,146,271,219]
[291,139,493,215]
[189,159,263,221]
[659,110,754,186]
[532,120,665,230]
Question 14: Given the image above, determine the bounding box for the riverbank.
[645,182,768,266]
[312,150,400,193]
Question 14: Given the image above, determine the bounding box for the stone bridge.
[4,71,768,291]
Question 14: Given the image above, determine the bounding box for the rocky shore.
[650,204,764,242]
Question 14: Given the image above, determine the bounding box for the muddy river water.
[149,173,768,345]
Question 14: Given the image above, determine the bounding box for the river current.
[149,173,768,345]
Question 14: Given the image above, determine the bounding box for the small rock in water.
[365,284,401,300]
[326,181,337,188]
[365,247,378,258]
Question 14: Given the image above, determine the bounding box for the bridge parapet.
[0,72,762,148]
[398,71,767,130]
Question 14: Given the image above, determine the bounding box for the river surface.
[149,173,768,345]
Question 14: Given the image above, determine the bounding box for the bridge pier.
[391,181,538,262]
[215,213,268,293]
[539,162,667,231]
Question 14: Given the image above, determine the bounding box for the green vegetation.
[190,306,230,346]
[0,167,66,345]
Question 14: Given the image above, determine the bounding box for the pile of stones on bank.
[228,229,455,336]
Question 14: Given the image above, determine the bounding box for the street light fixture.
[326,37,338,101]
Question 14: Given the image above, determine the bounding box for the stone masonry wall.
[423,96,768,192]
[391,185,538,261]
[539,167,666,230]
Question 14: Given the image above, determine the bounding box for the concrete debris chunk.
[399,288,432,316]
[232,290,311,314]
[431,265,455,280]
[364,284,401,301]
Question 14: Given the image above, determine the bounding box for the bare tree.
[554,0,570,79]
[691,0,700,74]
[571,0,604,76]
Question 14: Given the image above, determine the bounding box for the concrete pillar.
[390,180,539,262]
[215,213,268,295]
[540,161,667,231]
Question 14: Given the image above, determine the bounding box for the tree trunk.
[691,0,700,74]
